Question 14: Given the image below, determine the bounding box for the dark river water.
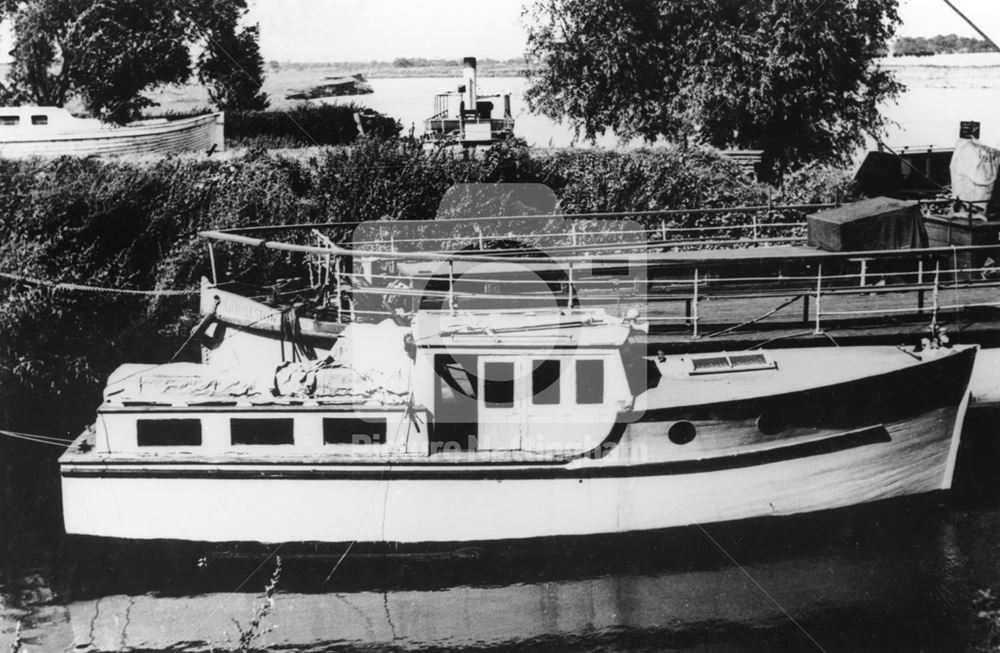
[3,407,1000,652]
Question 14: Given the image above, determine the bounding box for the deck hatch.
[230,418,294,445]
[687,352,776,375]
[136,419,202,447]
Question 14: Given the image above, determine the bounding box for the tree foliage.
[523,0,904,179]
[2,0,268,122]
[197,2,269,112]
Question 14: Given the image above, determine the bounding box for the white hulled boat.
[0,107,224,157]
[59,298,976,547]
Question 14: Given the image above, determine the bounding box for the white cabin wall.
[412,351,437,412]
[96,408,428,456]
[95,413,135,452]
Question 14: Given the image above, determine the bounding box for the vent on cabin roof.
[688,352,775,375]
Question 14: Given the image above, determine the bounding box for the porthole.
[757,411,784,436]
[668,421,696,445]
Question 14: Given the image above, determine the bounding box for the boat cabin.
[0,106,104,132]
[411,310,635,455]
[91,309,638,462]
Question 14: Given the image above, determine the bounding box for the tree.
[3,0,268,122]
[523,0,904,180]
[198,22,270,111]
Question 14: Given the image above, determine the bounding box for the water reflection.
[1,500,992,653]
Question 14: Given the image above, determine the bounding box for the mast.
[940,0,1000,53]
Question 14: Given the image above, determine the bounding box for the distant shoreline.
[268,52,1000,79]
[268,61,526,79]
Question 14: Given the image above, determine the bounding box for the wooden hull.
[60,347,976,545]
[0,112,224,158]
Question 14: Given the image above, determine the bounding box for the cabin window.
[324,417,387,445]
[483,362,514,408]
[136,418,202,447]
[576,360,604,404]
[230,418,294,445]
[31,115,48,125]
[0,116,19,126]
[532,360,561,405]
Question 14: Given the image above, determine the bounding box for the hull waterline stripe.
[61,425,891,481]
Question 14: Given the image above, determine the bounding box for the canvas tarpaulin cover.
[102,320,412,405]
[807,197,928,252]
[950,138,1000,204]
[950,138,1000,219]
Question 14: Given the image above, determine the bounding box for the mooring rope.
[0,271,196,296]
[0,428,74,448]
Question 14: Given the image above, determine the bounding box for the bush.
[225,104,401,147]
[0,142,842,440]
[776,162,861,205]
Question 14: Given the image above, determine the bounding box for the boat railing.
[198,201,999,337]
[202,202,842,256]
[296,244,1000,337]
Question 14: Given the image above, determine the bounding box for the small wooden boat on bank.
[0,107,224,158]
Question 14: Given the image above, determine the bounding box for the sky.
[1,1,999,64]
[245,0,1000,62]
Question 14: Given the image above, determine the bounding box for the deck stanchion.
[207,242,218,285]
[568,262,575,308]
[334,256,343,322]
[952,246,960,313]
[448,260,455,315]
[932,260,941,328]
[692,267,700,338]
[814,263,823,334]
[916,259,925,314]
